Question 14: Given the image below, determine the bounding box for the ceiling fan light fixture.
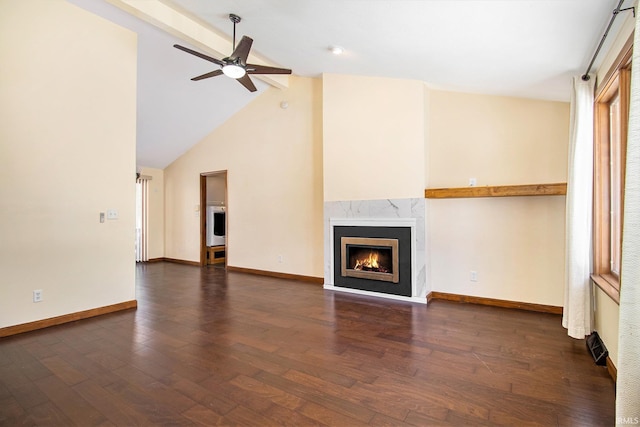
[222,64,246,78]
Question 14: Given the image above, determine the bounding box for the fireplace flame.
[354,251,389,273]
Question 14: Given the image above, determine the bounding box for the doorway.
[200,171,227,267]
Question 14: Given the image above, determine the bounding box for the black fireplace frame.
[333,225,412,297]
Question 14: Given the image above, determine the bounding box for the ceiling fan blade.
[191,70,223,81]
[174,44,224,66]
[247,64,292,75]
[229,36,253,64]
[236,74,257,92]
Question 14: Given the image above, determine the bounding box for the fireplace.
[341,237,399,283]
[324,199,427,303]
[333,225,412,297]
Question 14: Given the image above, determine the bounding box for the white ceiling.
[70,0,630,169]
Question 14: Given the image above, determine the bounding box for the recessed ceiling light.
[329,45,344,55]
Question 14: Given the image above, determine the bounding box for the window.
[609,92,623,277]
[592,52,631,304]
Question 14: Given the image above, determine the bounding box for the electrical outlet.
[106,209,118,220]
[278,255,283,263]
[469,178,477,187]
[33,289,43,303]
[470,271,478,282]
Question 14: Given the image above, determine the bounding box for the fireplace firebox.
[341,237,399,283]
[333,226,411,297]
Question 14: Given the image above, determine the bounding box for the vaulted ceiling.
[69,0,631,169]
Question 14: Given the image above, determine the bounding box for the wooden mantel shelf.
[425,183,567,199]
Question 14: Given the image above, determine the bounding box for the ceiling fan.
[173,13,292,92]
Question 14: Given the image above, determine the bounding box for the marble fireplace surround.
[324,198,427,304]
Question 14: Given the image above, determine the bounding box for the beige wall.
[595,290,620,366]
[428,91,569,187]
[320,75,569,305]
[140,167,165,260]
[0,0,137,328]
[427,91,570,305]
[322,74,426,201]
[164,76,324,277]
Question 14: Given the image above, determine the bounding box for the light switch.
[107,209,118,220]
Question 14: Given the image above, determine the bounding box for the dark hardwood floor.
[1,262,615,426]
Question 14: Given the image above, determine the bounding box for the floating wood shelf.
[424,183,567,199]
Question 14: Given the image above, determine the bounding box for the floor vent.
[586,331,608,366]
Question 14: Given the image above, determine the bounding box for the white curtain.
[562,75,595,339]
[616,13,640,421]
